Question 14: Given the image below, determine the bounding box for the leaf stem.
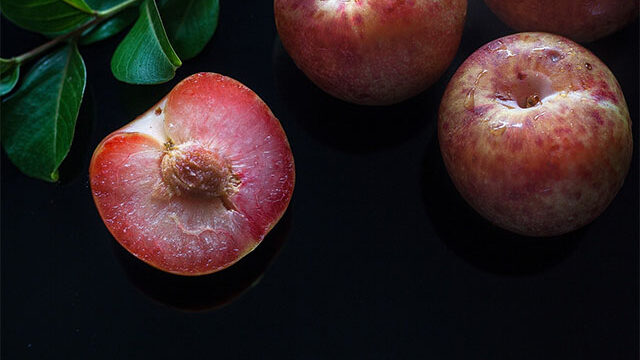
[11,0,142,65]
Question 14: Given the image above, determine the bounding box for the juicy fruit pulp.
[90,73,295,275]
[438,33,633,236]
[274,0,467,105]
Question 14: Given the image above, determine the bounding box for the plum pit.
[90,73,295,275]
[160,143,239,203]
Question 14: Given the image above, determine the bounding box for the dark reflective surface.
[2,1,638,359]
[422,135,583,276]
[114,210,292,312]
[272,38,439,153]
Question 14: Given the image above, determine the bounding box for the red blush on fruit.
[90,73,295,276]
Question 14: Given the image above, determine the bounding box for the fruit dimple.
[525,94,541,108]
[439,32,633,237]
[511,71,553,108]
[158,143,240,201]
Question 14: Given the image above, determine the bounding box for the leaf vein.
[51,45,74,161]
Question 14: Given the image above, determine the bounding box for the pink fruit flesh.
[438,33,633,236]
[90,73,295,275]
[484,0,639,42]
[274,0,467,105]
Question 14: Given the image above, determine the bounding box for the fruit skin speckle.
[90,73,295,276]
[438,33,632,237]
[274,0,467,105]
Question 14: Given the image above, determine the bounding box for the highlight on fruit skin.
[274,0,467,105]
[90,73,295,276]
[438,32,633,237]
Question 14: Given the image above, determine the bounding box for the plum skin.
[438,33,633,237]
[484,0,639,43]
[90,73,295,276]
[274,0,467,105]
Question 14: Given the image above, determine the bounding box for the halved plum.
[90,73,295,276]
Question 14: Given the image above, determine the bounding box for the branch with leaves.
[0,0,219,181]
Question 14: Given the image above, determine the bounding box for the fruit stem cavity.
[525,94,541,108]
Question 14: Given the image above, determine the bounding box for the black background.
[1,1,638,359]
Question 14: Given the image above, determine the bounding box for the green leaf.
[158,0,219,60]
[85,0,129,11]
[64,0,94,12]
[111,0,181,84]
[0,59,20,96]
[1,43,87,182]
[80,7,138,45]
[0,0,95,34]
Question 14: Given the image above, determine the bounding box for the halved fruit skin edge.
[89,73,295,276]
